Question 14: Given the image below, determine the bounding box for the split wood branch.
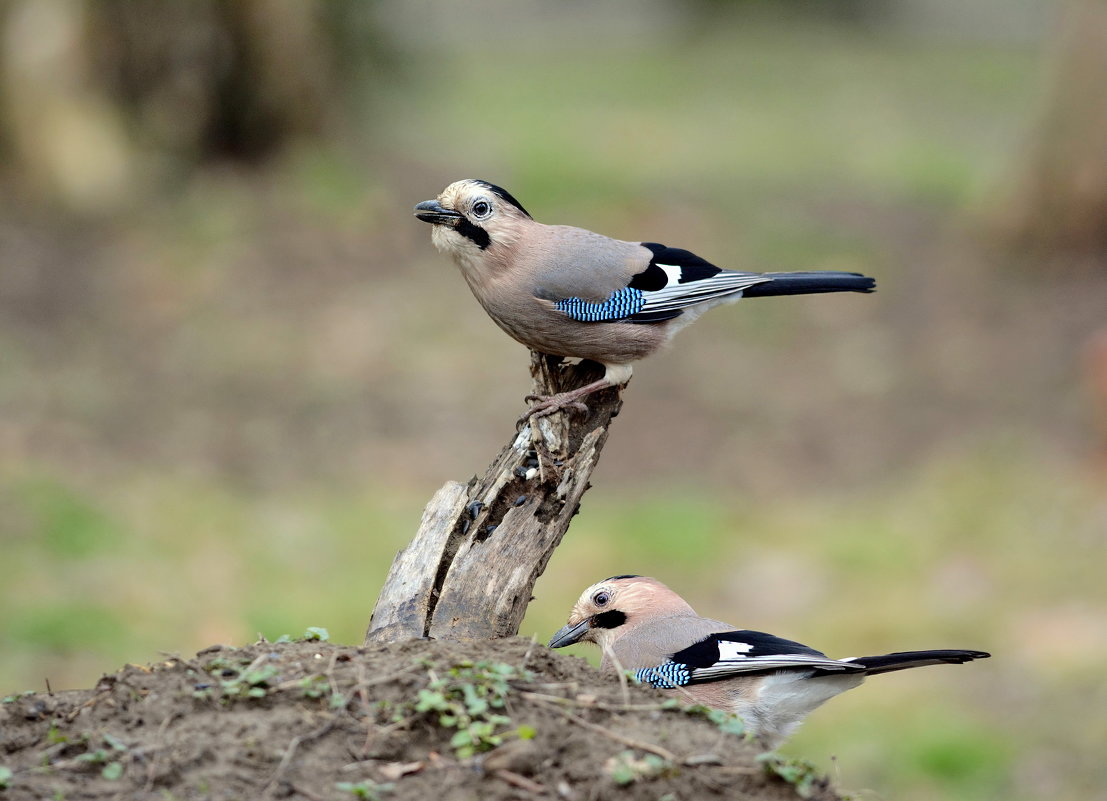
[365,352,623,642]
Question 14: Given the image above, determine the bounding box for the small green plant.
[410,661,531,759]
[192,658,277,701]
[0,765,13,789]
[75,748,125,780]
[101,733,127,753]
[207,655,251,674]
[669,701,747,737]
[237,664,279,696]
[298,674,330,699]
[515,724,537,740]
[604,750,673,785]
[759,753,823,799]
[205,662,280,700]
[1,691,34,704]
[696,705,747,736]
[335,779,394,800]
[271,627,329,643]
[297,674,346,709]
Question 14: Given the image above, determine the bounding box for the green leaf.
[516,724,537,740]
[243,664,279,685]
[609,763,637,785]
[76,749,108,764]
[706,708,746,736]
[414,689,446,712]
[0,766,13,789]
[101,761,123,780]
[102,733,128,752]
[759,754,821,798]
[303,626,330,642]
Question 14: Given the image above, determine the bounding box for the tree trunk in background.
[93,0,338,163]
[995,0,1107,256]
[0,0,362,212]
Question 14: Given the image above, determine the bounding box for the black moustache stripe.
[456,218,491,250]
[592,610,627,629]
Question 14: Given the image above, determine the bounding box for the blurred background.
[2,0,1106,798]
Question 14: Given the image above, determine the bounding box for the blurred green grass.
[2,12,1105,801]
[385,19,1035,220]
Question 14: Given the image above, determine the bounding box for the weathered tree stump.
[365,353,624,643]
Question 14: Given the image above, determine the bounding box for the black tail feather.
[744,271,876,297]
[847,649,991,676]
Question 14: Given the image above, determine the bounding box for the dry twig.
[527,695,677,763]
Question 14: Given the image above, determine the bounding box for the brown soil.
[0,638,837,801]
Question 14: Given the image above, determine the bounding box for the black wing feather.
[672,630,829,669]
[639,243,721,278]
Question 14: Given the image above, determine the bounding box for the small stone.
[482,740,540,775]
[378,761,424,781]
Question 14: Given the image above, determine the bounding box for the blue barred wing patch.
[634,662,692,689]
[554,287,646,322]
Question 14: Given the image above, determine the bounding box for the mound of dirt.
[0,637,838,800]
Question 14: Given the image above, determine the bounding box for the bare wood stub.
[365,353,624,643]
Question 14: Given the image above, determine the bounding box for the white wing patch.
[658,263,683,285]
[718,640,756,660]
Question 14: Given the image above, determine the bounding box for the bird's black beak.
[414,199,462,226]
[548,619,591,648]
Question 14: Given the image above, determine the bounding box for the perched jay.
[414,180,876,418]
[548,575,989,748]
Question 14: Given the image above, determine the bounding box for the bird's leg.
[516,363,632,430]
[520,379,606,425]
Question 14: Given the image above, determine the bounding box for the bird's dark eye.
[471,199,492,219]
[593,591,610,607]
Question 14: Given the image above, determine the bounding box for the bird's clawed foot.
[516,385,604,430]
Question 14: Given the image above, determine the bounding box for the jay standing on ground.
[549,575,989,748]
